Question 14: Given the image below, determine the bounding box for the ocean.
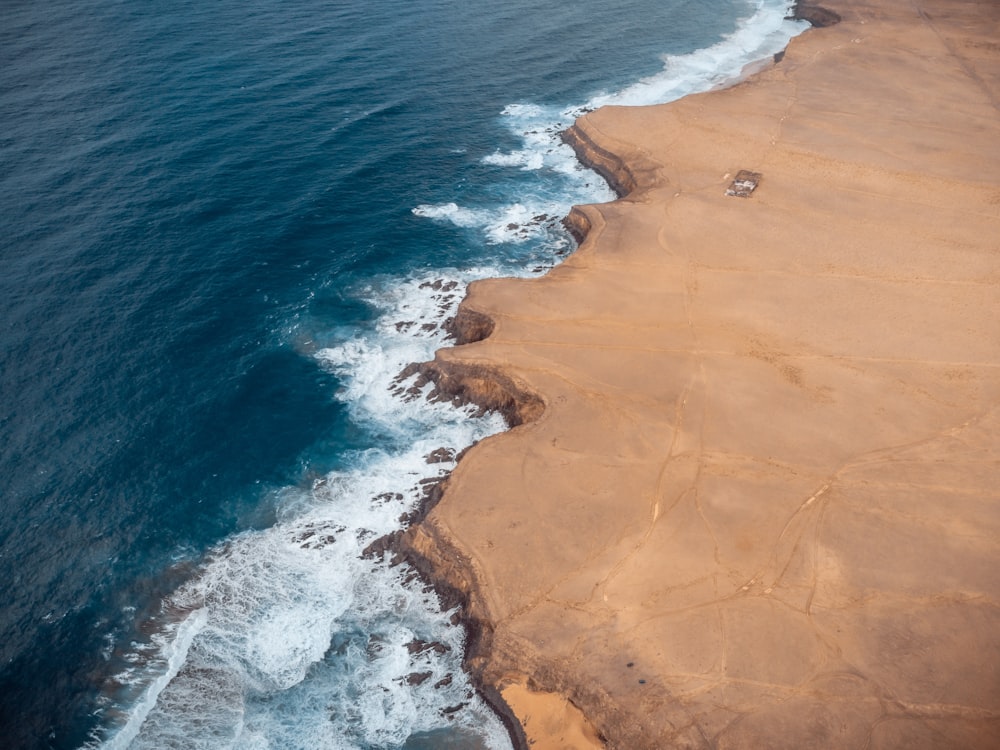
[0,1,805,747]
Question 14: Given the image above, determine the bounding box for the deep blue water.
[0,1,805,747]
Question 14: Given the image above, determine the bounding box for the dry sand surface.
[402,0,1000,747]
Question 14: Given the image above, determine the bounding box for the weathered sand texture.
[501,682,604,750]
[404,0,1000,747]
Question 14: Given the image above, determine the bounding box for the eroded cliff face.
[397,0,1000,747]
[396,355,544,429]
[560,123,640,199]
[443,306,495,347]
[395,311,547,739]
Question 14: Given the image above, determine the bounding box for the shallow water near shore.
[0,0,805,747]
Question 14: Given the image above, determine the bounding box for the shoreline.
[398,4,834,746]
[402,0,1000,746]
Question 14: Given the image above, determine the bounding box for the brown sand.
[501,682,604,750]
[403,0,1000,747]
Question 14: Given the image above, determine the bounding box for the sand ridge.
[403,0,1000,747]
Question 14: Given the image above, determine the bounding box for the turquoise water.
[0,1,805,747]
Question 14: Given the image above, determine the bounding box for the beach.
[402,0,1000,747]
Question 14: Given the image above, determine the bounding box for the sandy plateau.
[401,0,1000,747]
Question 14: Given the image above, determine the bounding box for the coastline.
[402,0,1000,747]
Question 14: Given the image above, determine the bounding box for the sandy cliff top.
[404,1,1000,746]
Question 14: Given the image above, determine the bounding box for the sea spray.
[92,272,513,749]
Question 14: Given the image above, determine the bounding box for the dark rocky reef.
[396,357,544,429]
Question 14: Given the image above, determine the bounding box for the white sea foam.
[412,200,575,247]
[101,610,208,750]
[315,269,508,434]
[583,0,806,110]
[481,149,544,170]
[113,462,509,749]
[411,202,488,228]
